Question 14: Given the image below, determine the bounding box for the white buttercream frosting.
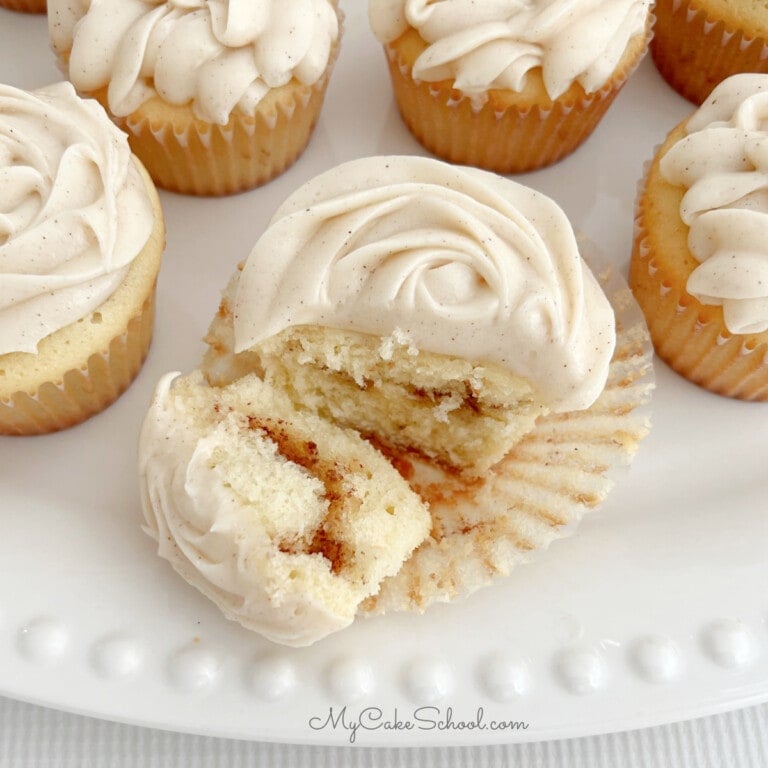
[49,0,340,125]
[660,74,768,335]
[0,82,154,357]
[233,155,616,413]
[368,0,651,101]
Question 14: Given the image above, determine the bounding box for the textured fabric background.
[1,697,767,767]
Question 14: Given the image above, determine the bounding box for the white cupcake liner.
[362,242,655,615]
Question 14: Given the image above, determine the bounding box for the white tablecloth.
[2,696,767,767]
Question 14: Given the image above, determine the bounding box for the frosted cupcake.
[1,0,45,12]
[139,370,431,647]
[205,156,618,476]
[630,74,768,400]
[199,155,653,621]
[368,0,652,172]
[0,82,164,435]
[49,0,342,195]
[652,0,768,105]
[141,156,653,643]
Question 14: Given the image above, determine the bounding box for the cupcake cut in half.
[651,0,768,105]
[204,156,618,477]
[141,156,653,645]
[630,73,768,400]
[0,82,165,436]
[367,0,653,173]
[139,371,431,647]
[49,0,342,195]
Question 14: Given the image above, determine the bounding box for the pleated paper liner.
[82,9,342,197]
[381,20,652,174]
[362,254,655,615]
[0,290,156,436]
[651,0,768,105]
[629,134,768,401]
[0,0,45,13]
[114,79,330,196]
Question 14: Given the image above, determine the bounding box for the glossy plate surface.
[1,2,767,747]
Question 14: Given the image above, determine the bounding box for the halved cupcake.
[140,155,652,643]
[204,156,619,476]
[139,370,431,647]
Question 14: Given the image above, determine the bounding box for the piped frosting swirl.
[661,73,768,335]
[49,0,341,125]
[368,0,651,101]
[0,82,153,356]
[233,155,616,413]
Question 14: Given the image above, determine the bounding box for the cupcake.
[630,73,768,400]
[198,155,652,620]
[48,0,342,196]
[0,82,165,436]
[204,156,618,476]
[139,370,431,647]
[367,0,653,173]
[651,0,768,105]
[142,155,653,642]
[0,0,45,12]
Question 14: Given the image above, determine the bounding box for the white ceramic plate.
[2,2,768,748]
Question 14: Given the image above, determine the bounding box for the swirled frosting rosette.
[142,155,652,635]
[661,74,768,335]
[366,0,651,172]
[0,82,154,356]
[50,0,340,125]
[234,155,616,413]
[369,0,652,101]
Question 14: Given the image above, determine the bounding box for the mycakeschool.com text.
[308,706,530,744]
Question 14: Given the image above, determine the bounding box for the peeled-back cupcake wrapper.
[362,243,655,615]
[0,289,156,436]
[383,24,652,173]
[0,0,46,13]
[630,157,768,400]
[651,0,768,105]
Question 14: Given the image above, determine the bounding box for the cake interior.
[204,289,550,477]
